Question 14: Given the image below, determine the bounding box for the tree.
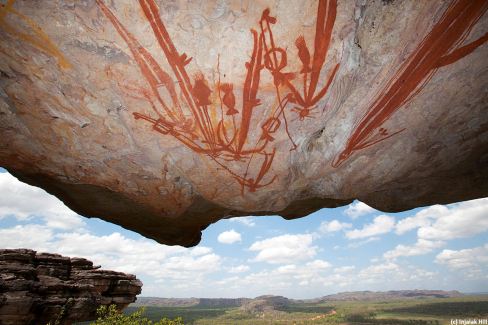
[90,305,184,325]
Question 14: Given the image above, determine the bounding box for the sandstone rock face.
[0,249,142,325]
[0,0,487,246]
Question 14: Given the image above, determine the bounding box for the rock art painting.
[1,0,487,245]
[96,0,339,194]
[0,0,71,70]
[332,0,488,167]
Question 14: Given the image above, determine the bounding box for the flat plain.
[124,294,488,324]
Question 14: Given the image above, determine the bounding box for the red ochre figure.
[96,0,339,193]
[220,83,238,116]
[332,0,488,168]
[97,0,486,190]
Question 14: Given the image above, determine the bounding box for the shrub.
[90,305,184,325]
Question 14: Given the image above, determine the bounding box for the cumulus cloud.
[306,259,332,269]
[0,224,221,285]
[345,215,395,239]
[417,198,488,241]
[213,259,436,297]
[216,259,332,294]
[344,201,375,219]
[334,266,355,273]
[0,173,84,229]
[0,224,55,251]
[435,244,488,270]
[385,198,488,261]
[217,229,242,244]
[249,234,317,264]
[395,205,448,235]
[347,237,380,248]
[228,216,256,227]
[0,225,222,295]
[384,239,445,260]
[359,262,399,276]
[319,220,352,233]
[392,198,488,240]
[191,246,213,256]
[228,265,250,273]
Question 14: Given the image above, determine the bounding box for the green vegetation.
[118,295,488,325]
[123,306,229,324]
[90,305,184,325]
[275,303,334,314]
[388,301,488,316]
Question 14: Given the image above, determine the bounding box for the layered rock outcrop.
[0,0,487,246]
[0,249,142,325]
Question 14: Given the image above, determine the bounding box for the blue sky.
[0,167,487,298]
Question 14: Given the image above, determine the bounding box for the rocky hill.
[316,290,464,302]
[0,249,142,325]
[239,295,291,314]
[132,297,250,308]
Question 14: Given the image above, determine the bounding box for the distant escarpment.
[0,249,142,325]
[133,290,464,309]
[316,290,464,302]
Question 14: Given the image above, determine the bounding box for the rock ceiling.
[0,0,487,246]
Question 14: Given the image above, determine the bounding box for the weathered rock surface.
[240,295,290,314]
[0,249,142,325]
[0,0,487,246]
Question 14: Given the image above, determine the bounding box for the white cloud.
[249,234,317,264]
[353,262,437,286]
[306,259,332,269]
[395,205,448,235]
[215,259,332,295]
[435,244,488,270]
[347,236,380,248]
[344,201,375,219]
[191,246,213,256]
[386,198,488,261]
[392,198,488,240]
[228,265,250,273]
[417,198,488,241]
[0,173,85,230]
[384,239,445,260]
[319,220,352,233]
[345,215,395,239]
[0,223,222,295]
[228,216,256,227]
[334,266,355,273]
[215,258,437,297]
[217,229,242,244]
[0,224,55,251]
[359,262,399,276]
[276,264,297,274]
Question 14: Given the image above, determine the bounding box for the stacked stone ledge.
[0,249,142,325]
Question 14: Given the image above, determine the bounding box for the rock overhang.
[0,0,487,246]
